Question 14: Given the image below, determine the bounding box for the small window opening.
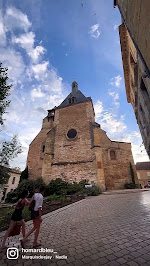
[68,97,76,104]
[47,108,55,121]
[67,129,77,139]
[12,177,15,184]
[42,145,45,153]
[140,104,143,112]
[110,150,116,160]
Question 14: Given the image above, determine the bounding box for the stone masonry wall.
[42,100,97,184]
[27,96,137,190]
[117,0,150,72]
[51,161,97,184]
[94,127,138,190]
[137,170,150,187]
[27,117,54,180]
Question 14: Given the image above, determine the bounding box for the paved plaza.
[1,191,150,265]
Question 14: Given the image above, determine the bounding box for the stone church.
[27,81,138,190]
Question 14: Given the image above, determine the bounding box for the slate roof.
[136,162,150,170]
[58,88,91,108]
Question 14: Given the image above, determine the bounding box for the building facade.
[115,0,150,158]
[136,162,150,187]
[27,82,138,190]
[119,23,150,158]
[114,0,150,73]
[1,168,21,201]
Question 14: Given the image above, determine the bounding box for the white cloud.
[0,48,25,85]
[113,25,118,31]
[30,45,45,62]
[132,143,149,162]
[116,131,149,162]
[12,32,45,63]
[114,93,119,101]
[100,111,126,135]
[94,101,126,136]
[94,101,103,119]
[89,24,101,39]
[94,100,149,163]
[45,69,63,93]
[2,83,66,170]
[109,76,122,108]
[120,131,141,143]
[110,75,122,88]
[32,61,49,80]
[48,94,64,107]
[0,13,6,46]
[0,7,67,170]
[108,91,114,97]
[108,91,119,101]
[5,7,31,32]
[12,31,34,49]
[31,87,45,99]
[108,91,120,107]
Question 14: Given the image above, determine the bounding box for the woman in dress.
[1,190,31,249]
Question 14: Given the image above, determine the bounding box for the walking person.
[1,190,30,249]
[21,186,45,248]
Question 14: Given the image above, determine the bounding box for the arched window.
[110,150,116,160]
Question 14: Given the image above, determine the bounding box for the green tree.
[20,167,28,183]
[46,178,68,195]
[5,177,46,203]
[0,135,22,185]
[0,166,10,186]
[0,62,12,125]
[0,63,22,186]
[130,162,135,184]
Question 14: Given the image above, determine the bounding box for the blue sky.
[0,0,149,170]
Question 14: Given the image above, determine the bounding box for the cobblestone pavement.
[1,191,150,266]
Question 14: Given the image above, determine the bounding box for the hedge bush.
[124,182,137,189]
[79,185,101,196]
[5,177,101,203]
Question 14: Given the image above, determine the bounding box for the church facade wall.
[103,146,135,189]
[27,82,138,190]
[51,161,97,184]
[42,100,97,184]
[93,127,138,190]
[26,117,54,180]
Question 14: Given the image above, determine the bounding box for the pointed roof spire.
[72,81,78,95]
[58,81,91,108]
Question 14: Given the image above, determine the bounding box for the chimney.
[72,81,78,94]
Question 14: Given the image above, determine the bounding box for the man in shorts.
[21,186,45,248]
